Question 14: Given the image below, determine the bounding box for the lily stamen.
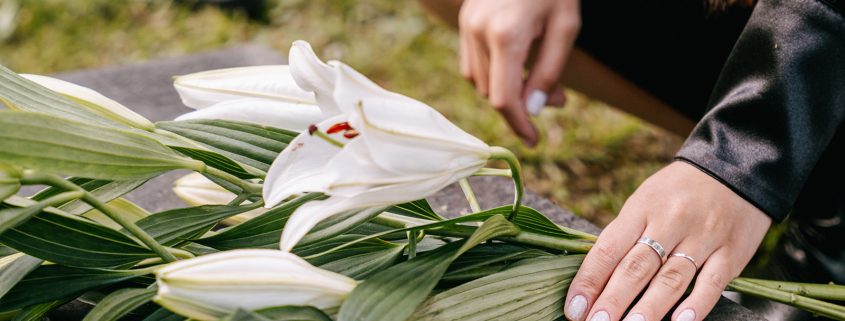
[308,124,345,148]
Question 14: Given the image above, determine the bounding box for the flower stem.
[202,166,262,195]
[458,178,481,213]
[472,168,512,177]
[310,126,345,148]
[489,146,523,220]
[738,278,845,302]
[20,171,178,263]
[727,278,845,320]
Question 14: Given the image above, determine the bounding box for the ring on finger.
[637,236,667,263]
[671,252,698,269]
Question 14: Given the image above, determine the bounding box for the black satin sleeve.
[675,0,845,222]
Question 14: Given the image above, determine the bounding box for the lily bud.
[21,74,155,131]
[0,163,20,201]
[154,249,356,321]
[172,66,328,132]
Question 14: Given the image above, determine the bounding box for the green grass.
[0,0,680,226]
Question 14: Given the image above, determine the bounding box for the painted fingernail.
[590,311,610,321]
[525,90,547,115]
[625,313,646,321]
[565,295,587,320]
[677,309,695,321]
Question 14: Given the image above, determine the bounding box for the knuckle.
[574,270,605,294]
[488,97,511,110]
[488,24,517,45]
[655,266,688,292]
[619,252,655,280]
[703,271,728,291]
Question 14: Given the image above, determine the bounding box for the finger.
[671,248,735,321]
[547,85,566,106]
[486,28,537,145]
[468,25,490,97]
[624,244,709,321]
[586,229,679,321]
[565,216,645,321]
[523,4,580,114]
[459,27,473,81]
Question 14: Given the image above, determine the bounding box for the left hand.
[564,161,772,321]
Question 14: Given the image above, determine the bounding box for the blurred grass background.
[0,0,681,226]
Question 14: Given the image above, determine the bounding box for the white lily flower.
[172,65,328,132]
[21,74,155,131]
[172,173,266,225]
[154,249,356,321]
[264,41,491,252]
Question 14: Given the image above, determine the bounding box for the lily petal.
[262,114,351,207]
[173,65,315,109]
[288,41,341,115]
[174,98,324,132]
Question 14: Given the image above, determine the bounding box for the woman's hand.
[564,161,772,321]
[458,0,580,145]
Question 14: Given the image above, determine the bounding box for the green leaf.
[411,255,584,321]
[136,205,256,247]
[298,206,389,247]
[0,209,156,268]
[170,146,255,179]
[195,193,325,250]
[0,111,203,180]
[82,198,150,230]
[0,254,41,299]
[388,199,444,221]
[0,163,20,202]
[82,287,156,321]
[337,215,520,321]
[30,177,147,215]
[0,265,147,311]
[141,308,185,321]
[0,191,83,235]
[442,243,552,283]
[0,64,121,128]
[10,300,66,321]
[156,120,296,172]
[474,205,596,240]
[295,235,406,279]
[255,306,333,321]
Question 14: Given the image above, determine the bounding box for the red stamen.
[343,129,359,139]
[327,122,352,134]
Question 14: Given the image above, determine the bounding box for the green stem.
[202,166,262,195]
[472,168,512,177]
[727,278,845,320]
[458,178,481,213]
[489,146,523,220]
[20,171,178,263]
[406,231,417,260]
[227,193,251,206]
[738,278,845,302]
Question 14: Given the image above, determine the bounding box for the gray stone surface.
[39,45,762,320]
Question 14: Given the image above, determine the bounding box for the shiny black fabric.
[675,0,845,222]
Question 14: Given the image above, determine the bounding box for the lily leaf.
[0,208,156,268]
[8,300,66,321]
[0,254,41,299]
[337,215,520,321]
[136,204,257,247]
[388,199,443,221]
[411,255,584,321]
[30,177,147,215]
[295,235,406,279]
[0,64,120,128]
[0,265,147,311]
[156,120,296,172]
[0,111,203,180]
[82,287,157,321]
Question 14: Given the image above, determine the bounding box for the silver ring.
[637,236,667,262]
[671,252,698,269]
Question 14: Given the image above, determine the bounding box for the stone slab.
[27,44,763,321]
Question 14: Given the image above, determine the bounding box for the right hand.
[458,0,580,145]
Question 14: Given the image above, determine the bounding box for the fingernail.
[590,311,610,321]
[565,295,587,321]
[624,313,645,321]
[677,309,695,321]
[525,90,547,115]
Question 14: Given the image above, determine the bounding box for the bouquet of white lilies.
[0,41,843,321]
